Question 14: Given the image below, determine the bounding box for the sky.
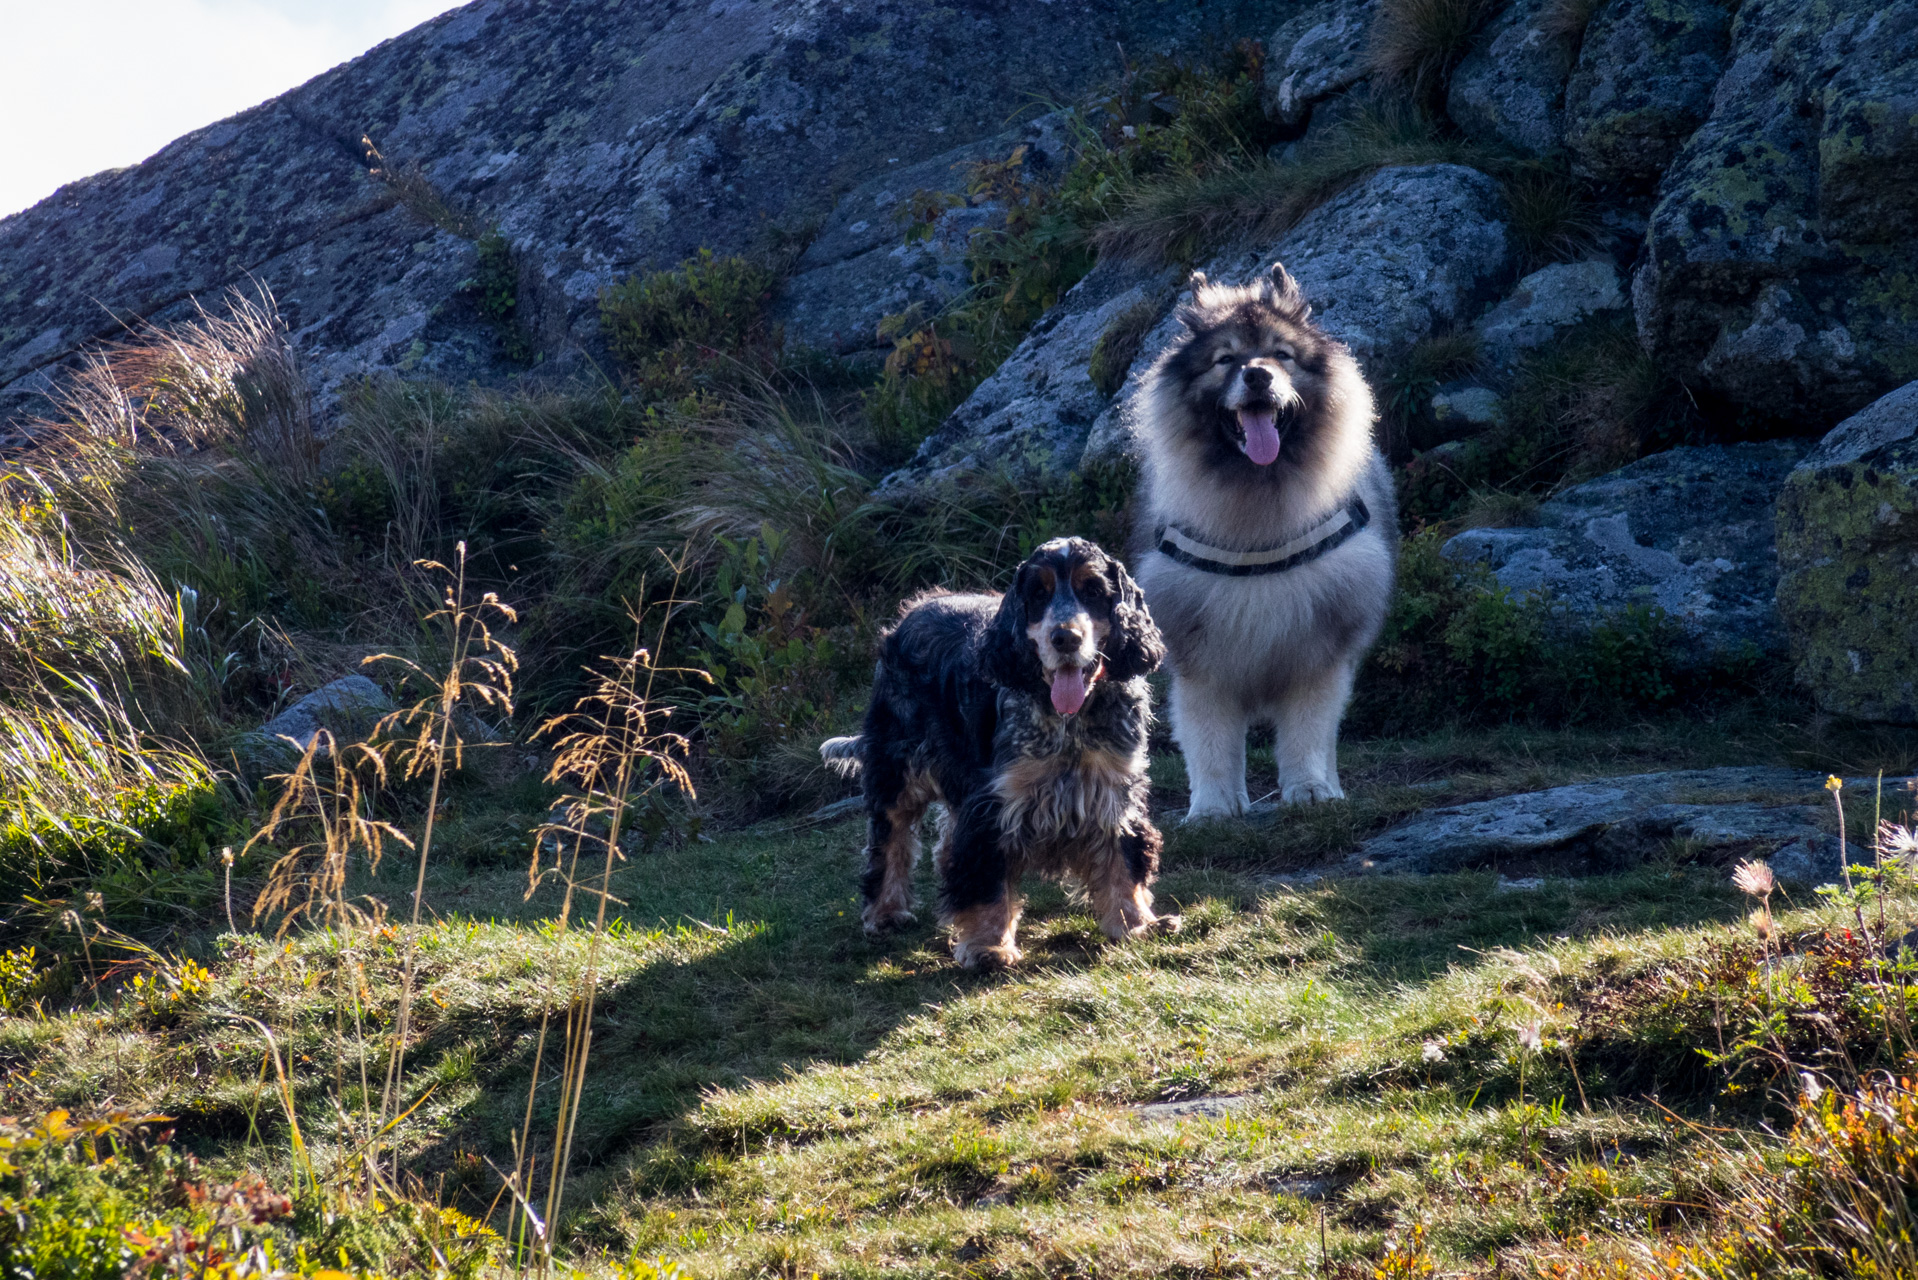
[0,0,470,219]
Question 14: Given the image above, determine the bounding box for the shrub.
[1352,529,1679,732]
[459,229,534,364]
[599,250,779,392]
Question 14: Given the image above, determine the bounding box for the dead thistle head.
[1748,906,1776,942]
[1731,859,1775,899]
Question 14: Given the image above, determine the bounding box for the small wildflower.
[1749,906,1775,941]
[1421,1040,1446,1064]
[1880,822,1918,860]
[1825,774,1844,793]
[1732,859,1775,897]
[1799,1071,1823,1103]
[1517,1022,1543,1053]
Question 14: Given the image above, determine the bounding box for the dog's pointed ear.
[983,567,1033,690]
[1103,556,1165,683]
[1269,262,1310,319]
[1187,270,1209,292]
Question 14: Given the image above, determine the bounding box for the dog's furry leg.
[861,767,932,934]
[1274,658,1355,804]
[1171,675,1251,819]
[940,797,1024,969]
[1089,823,1181,939]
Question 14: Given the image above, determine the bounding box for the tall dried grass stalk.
[505,586,695,1270]
[364,543,517,1161]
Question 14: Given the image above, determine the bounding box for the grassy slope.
[6,711,1915,1276]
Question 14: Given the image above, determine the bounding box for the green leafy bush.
[1352,529,1679,732]
[599,250,779,393]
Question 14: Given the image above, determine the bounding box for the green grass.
[4,712,1916,1276]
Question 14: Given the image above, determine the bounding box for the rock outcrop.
[775,114,1076,360]
[1447,0,1574,156]
[1262,0,1378,129]
[1443,441,1809,665]
[1475,259,1627,368]
[1633,0,1918,421]
[1775,381,1918,723]
[1353,767,1865,881]
[881,261,1173,491]
[0,0,1274,423]
[1561,0,1732,186]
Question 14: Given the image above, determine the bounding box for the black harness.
[1154,498,1372,577]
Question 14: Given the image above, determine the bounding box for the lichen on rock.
[1775,381,1918,723]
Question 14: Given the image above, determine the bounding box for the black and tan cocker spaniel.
[820,537,1179,969]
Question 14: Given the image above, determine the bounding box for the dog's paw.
[1180,798,1247,824]
[1145,913,1183,936]
[1281,778,1344,805]
[953,940,1022,971]
[862,907,917,936]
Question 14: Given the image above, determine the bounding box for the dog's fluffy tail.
[819,735,864,779]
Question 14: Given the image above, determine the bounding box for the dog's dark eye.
[1213,353,1236,367]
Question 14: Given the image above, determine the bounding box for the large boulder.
[1447,0,1576,156]
[1443,441,1810,666]
[879,261,1173,491]
[1561,0,1732,186]
[1633,0,1918,423]
[1261,0,1378,129]
[233,674,395,771]
[1475,258,1627,368]
[0,0,1275,423]
[1775,381,1918,723]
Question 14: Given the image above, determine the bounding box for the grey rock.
[1262,0,1379,128]
[1767,838,1849,887]
[1430,384,1505,432]
[1775,382,1918,723]
[1562,0,1732,185]
[1476,259,1626,367]
[1448,0,1576,155]
[236,674,394,769]
[0,0,1276,423]
[775,114,1075,358]
[881,260,1173,491]
[1634,0,1918,423]
[1130,1095,1253,1121]
[1443,441,1809,664]
[1796,380,1918,472]
[1353,766,1865,877]
[1087,164,1513,469]
[1495,875,1547,892]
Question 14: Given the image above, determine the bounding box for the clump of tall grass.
[1366,0,1503,108]
[1503,168,1606,271]
[1091,105,1469,263]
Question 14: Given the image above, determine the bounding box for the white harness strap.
[1156,498,1371,577]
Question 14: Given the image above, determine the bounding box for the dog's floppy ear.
[983,565,1035,689]
[1268,262,1310,320]
[1102,556,1166,683]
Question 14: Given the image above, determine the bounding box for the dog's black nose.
[1050,625,1082,652]
[1243,365,1272,390]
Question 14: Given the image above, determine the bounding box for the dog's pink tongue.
[1050,666,1090,715]
[1237,408,1282,466]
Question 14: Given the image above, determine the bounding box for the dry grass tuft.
[1503,169,1606,271]
[1092,107,1465,264]
[1366,0,1504,106]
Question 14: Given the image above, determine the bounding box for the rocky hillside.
[0,0,1271,422]
[4,0,1914,719]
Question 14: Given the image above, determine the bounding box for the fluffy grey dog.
[1132,263,1397,816]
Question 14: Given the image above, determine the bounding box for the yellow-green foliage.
[1352,528,1677,733]
[599,250,778,391]
[1088,298,1162,398]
